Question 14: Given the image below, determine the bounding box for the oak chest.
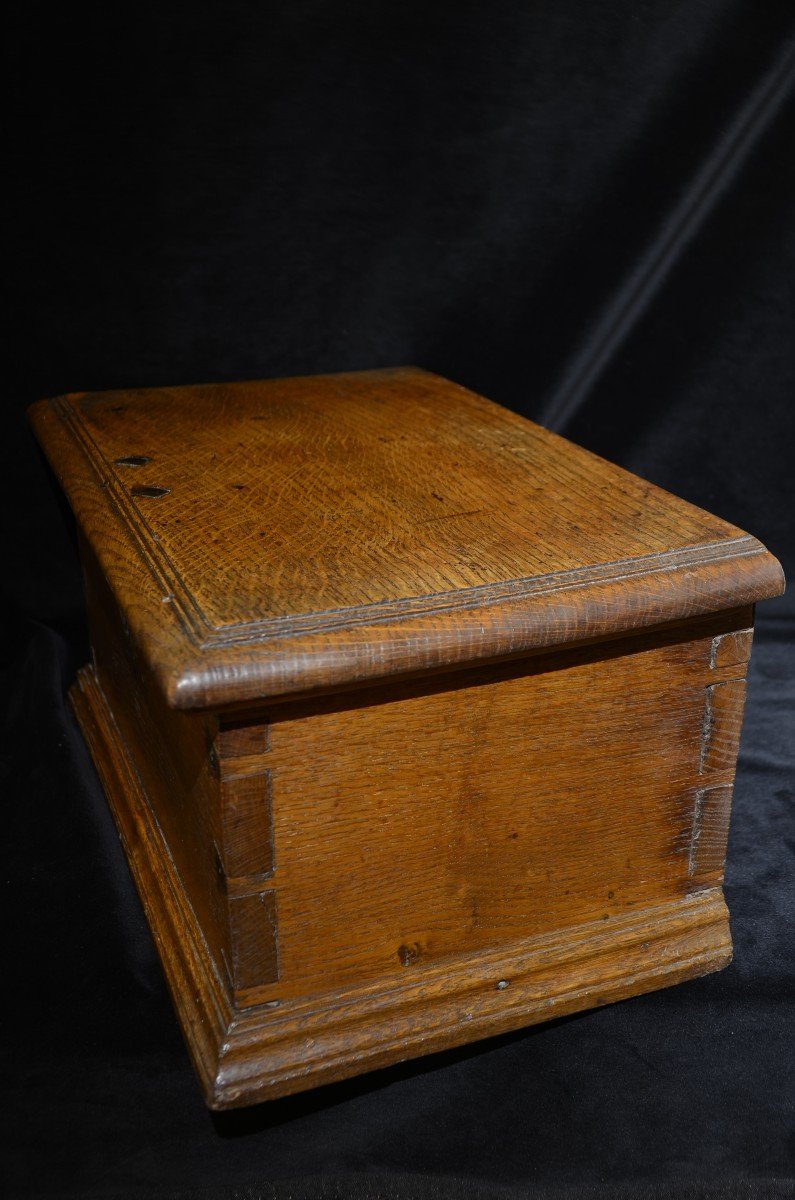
[30,367,784,1109]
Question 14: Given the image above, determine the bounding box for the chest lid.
[30,367,783,709]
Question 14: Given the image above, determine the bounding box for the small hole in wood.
[397,942,422,967]
[114,455,151,467]
[131,485,170,498]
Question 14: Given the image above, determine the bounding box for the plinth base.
[71,665,732,1110]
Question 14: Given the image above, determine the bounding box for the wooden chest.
[30,367,784,1109]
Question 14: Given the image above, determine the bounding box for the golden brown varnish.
[227,610,750,1007]
[29,369,783,708]
[74,564,755,1106]
[29,367,784,1108]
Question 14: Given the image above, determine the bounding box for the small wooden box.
[30,368,783,1109]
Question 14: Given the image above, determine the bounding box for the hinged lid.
[30,367,783,709]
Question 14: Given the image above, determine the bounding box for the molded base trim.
[71,665,733,1110]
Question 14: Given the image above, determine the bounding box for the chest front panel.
[217,609,751,1008]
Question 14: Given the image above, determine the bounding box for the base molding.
[71,665,733,1110]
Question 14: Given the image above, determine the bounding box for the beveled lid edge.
[29,389,785,712]
[166,536,783,708]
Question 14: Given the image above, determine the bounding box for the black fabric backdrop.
[3,3,794,1198]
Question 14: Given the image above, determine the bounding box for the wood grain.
[79,535,230,973]
[225,608,751,1009]
[29,369,783,708]
[72,661,733,1109]
[32,367,782,1108]
[70,602,756,1105]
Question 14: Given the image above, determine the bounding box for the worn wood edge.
[29,391,785,711]
[170,548,782,709]
[214,891,731,1108]
[29,396,198,702]
[68,665,233,1103]
[171,539,767,647]
[68,661,732,1110]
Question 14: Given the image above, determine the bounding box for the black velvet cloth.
[3,3,794,1197]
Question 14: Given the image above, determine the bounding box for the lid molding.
[29,369,784,710]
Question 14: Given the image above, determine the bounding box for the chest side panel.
[225,609,751,1006]
[78,537,231,978]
